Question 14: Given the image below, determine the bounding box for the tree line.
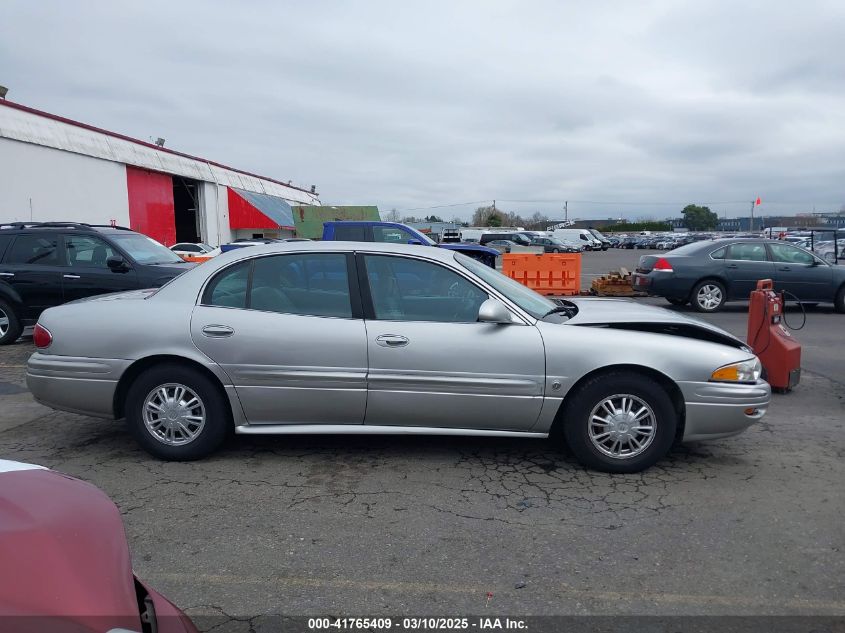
[384,203,721,231]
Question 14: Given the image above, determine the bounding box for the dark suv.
[0,222,194,344]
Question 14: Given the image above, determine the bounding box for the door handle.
[63,274,81,279]
[376,334,409,348]
[777,266,791,271]
[201,324,235,338]
[726,264,738,269]
[0,272,13,277]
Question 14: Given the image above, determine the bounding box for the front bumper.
[678,379,771,441]
[26,352,128,419]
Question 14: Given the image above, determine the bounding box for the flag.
[755,197,761,206]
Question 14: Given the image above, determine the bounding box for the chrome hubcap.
[0,308,8,337]
[697,284,722,310]
[142,383,206,446]
[588,394,656,459]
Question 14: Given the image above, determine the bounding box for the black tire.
[0,300,23,346]
[666,297,687,306]
[690,279,727,313]
[125,363,232,460]
[560,371,678,473]
[835,286,845,314]
[552,248,560,253]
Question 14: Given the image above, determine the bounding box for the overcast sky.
[2,0,844,221]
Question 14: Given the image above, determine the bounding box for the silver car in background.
[26,242,770,473]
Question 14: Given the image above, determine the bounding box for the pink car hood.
[0,461,142,632]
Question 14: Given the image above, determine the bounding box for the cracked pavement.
[0,296,843,627]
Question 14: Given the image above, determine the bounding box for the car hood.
[564,297,749,350]
[0,460,142,629]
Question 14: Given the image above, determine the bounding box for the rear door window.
[0,234,12,262]
[727,243,768,261]
[5,234,63,266]
[251,253,353,318]
[333,225,370,241]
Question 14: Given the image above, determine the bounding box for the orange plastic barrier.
[502,253,581,296]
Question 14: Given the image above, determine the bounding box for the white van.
[552,228,603,251]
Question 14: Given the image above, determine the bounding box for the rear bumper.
[678,380,771,441]
[631,272,688,298]
[26,352,127,419]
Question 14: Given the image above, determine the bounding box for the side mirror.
[407,239,423,245]
[478,298,513,324]
[106,255,128,271]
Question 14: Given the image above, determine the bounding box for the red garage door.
[126,167,176,246]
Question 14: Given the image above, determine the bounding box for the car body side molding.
[234,424,549,438]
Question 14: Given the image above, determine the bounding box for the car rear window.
[664,241,710,256]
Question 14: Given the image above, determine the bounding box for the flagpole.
[750,200,755,233]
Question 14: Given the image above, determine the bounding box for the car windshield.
[454,252,559,319]
[109,233,186,264]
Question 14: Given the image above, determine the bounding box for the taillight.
[33,324,52,349]
[653,257,674,272]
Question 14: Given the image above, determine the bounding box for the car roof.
[216,240,459,263]
[0,222,134,235]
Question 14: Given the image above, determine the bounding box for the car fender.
[0,280,24,309]
[536,321,755,396]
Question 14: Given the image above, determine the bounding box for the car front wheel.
[0,300,23,346]
[561,371,678,473]
[126,364,231,460]
[691,280,727,312]
[835,286,845,314]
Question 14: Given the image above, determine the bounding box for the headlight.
[710,358,762,383]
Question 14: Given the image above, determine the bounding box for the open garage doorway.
[173,176,201,243]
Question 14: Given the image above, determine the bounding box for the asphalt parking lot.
[1,249,843,628]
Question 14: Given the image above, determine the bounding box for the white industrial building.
[0,98,321,245]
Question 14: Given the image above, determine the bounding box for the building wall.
[0,137,130,225]
[292,206,380,238]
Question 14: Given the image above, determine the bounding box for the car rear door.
[190,252,368,425]
[0,232,65,320]
[360,253,545,431]
[767,242,832,301]
[723,243,775,299]
[62,233,140,302]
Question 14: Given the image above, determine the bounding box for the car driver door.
[360,253,546,431]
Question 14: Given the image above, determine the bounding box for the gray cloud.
[1,0,843,220]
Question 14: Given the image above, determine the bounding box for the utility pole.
[749,200,755,233]
[564,201,568,224]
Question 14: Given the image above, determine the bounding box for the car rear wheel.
[0,300,23,346]
[126,364,231,460]
[666,297,688,306]
[560,371,677,473]
[691,280,726,313]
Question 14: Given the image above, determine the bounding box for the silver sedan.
[26,242,770,472]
